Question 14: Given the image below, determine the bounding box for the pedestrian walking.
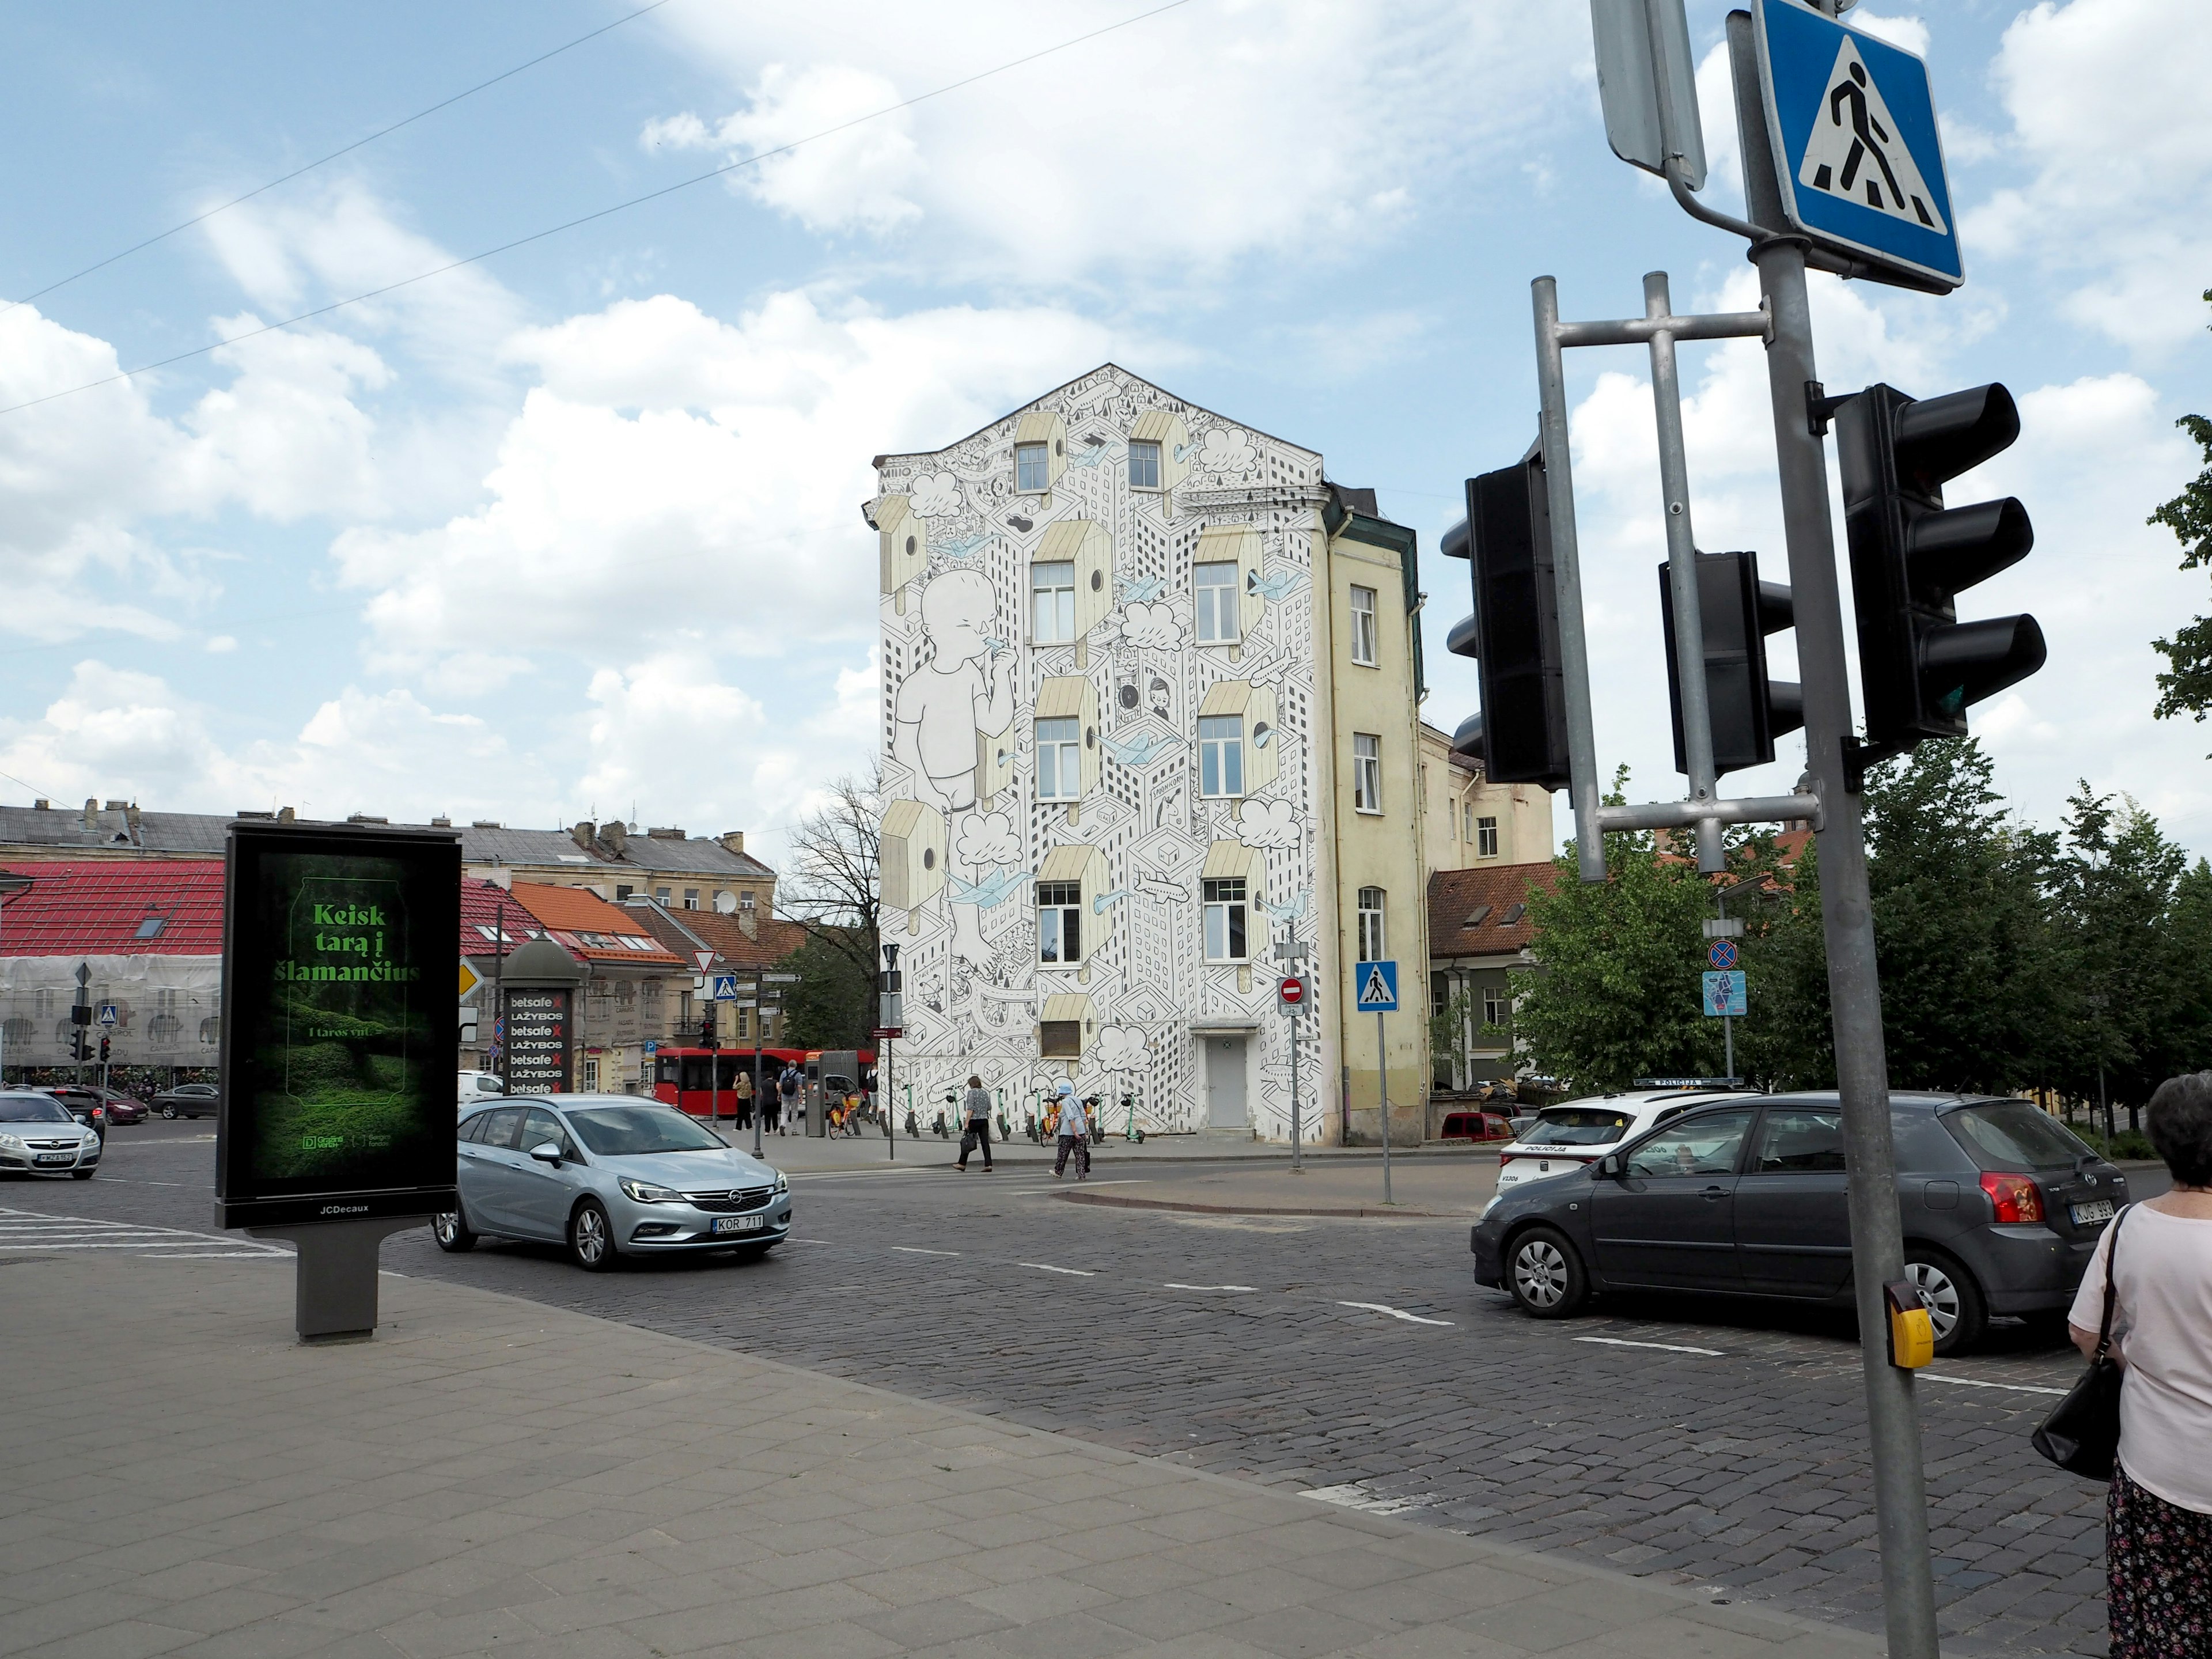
[1051,1082,1090,1180]
[734,1070,755,1129]
[2068,1071,2212,1658]
[956,1075,994,1172]
[777,1064,800,1135]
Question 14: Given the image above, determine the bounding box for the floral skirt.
[2109,1463,2212,1658]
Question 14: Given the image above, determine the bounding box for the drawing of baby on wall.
[892,569,1014,969]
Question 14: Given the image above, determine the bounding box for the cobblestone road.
[13,1130,2118,1656]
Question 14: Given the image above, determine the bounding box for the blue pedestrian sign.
[709,973,740,1002]
[1707,938,1739,971]
[1703,970,1748,1018]
[1355,960,1399,1014]
[97,1003,119,1027]
[1755,0,1961,290]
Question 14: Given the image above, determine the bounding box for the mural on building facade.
[876,366,1324,1137]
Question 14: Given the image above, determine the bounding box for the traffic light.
[1659,550,1804,777]
[699,1006,716,1048]
[99,1035,111,1063]
[1440,441,1572,790]
[1835,382,2044,749]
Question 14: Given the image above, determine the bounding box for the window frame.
[1196,715,1245,800]
[1127,439,1162,490]
[1192,560,1240,645]
[1039,1020,1082,1059]
[1476,815,1499,858]
[1482,986,1508,1027]
[1031,559,1077,645]
[1037,880,1084,966]
[1035,716,1082,802]
[1201,877,1248,964]
[1349,584,1378,666]
[1015,442,1051,493]
[1353,732,1382,815]
[1356,887,1386,963]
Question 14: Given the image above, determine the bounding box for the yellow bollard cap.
[1885,1279,1935,1369]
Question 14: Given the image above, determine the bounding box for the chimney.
[737,907,759,940]
[486,865,513,891]
[571,820,596,851]
[720,830,746,855]
[277,806,296,822]
[597,821,628,858]
[82,798,97,831]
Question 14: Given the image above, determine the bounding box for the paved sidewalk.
[0,1254,1883,1659]
[745,1131,1498,1175]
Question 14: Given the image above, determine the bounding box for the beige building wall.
[1319,512,1429,1147]
[1415,724,1555,874]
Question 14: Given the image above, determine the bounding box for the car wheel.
[1903,1248,1987,1357]
[161,1105,176,1119]
[1506,1225,1590,1319]
[431,1207,477,1253]
[569,1200,616,1272]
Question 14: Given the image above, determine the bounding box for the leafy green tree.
[2150,291,2212,738]
[781,931,873,1051]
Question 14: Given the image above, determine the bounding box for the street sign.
[710,974,740,1002]
[1278,976,1305,1008]
[1754,0,1961,289]
[1354,960,1399,1014]
[693,950,715,971]
[1702,916,1745,938]
[642,1040,657,1056]
[97,1003,118,1027]
[1707,938,1740,971]
[1590,0,1707,189]
[458,960,479,997]
[874,1027,904,1040]
[762,972,801,984]
[1703,969,1748,1017]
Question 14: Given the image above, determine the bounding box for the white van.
[457,1071,505,1113]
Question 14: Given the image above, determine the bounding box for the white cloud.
[907,470,964,517]
[956,809,1021,868]
[646,2,1589,285]
[1116,600,1184,650]
[1095,1024,1151,1070]
[1234,797,1302,850]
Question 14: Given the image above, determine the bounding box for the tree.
[778,764,881,1022]
[2149,290,2212,740]
[781,931,873,1050]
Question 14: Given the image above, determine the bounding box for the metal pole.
[1377,1008,1392,1205]
[751,982,764,1159]
[885,1035,895,1161]
[1532,277,1607,882]
[1644,270,1725,873]
[1289,999,1302,1175]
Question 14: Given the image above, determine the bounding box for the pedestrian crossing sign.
[1755,0,1961,290]
[1355,960,1399,1013]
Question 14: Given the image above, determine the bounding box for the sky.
[1,0,2207,870]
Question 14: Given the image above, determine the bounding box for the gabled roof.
[507,882,684,967]
[0,861,225,956]
[460,879,545,959]
[633,902,808,970]
[1427,862,1560,961]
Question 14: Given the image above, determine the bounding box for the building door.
[1205,1036,1247,1128]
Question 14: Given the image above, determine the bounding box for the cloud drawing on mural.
[1116,600,1184,650]
[956,809,1021,867]
[1234,797,1301,850]
[907,471,965,517]
[1197,429,1257,475]
[1095,1024,1151,1070]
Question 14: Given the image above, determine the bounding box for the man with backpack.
[777,1065,801,1134]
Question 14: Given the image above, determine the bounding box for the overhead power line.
[0,0,672,319]
[0,0,1196,421]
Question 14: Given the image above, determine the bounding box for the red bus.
[650,1047,876,1120]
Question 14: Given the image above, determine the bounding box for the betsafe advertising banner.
[215,821,460,1228]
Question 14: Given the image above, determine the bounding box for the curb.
[1052,1188,1475,1221]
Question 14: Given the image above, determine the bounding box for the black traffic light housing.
[699,1007,716,1048]
[1440,441,1571,791]
[1660,550,1804,777]
[99,1035,111,1063]
[1835,382,2044,752]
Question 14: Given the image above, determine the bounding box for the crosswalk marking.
[0,1207,286,1260]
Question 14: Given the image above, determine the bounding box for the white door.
[1206,1036,1248,1128]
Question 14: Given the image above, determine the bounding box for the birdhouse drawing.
[1037,990,1095,1063]
[1013,410,1067,502]
[1194,525,1267,645]
[975,724,1016,809]
[1196,680,1280,797]
[876,495,928,613]
[1033,519,1113,665]
[1129,408,1193,509]
[1035,676,1101,815]
[880,798,948,929]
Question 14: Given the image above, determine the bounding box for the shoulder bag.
[2031,1203,2131,1479]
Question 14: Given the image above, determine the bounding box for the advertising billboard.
[502,988,572,1092]
[215,821,461,1228]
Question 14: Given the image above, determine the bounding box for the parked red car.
[1438,1110,1514,1143]
[48,1084,146,1126]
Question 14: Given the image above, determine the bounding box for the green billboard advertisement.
[215,821,460,1228]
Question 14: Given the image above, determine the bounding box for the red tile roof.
[460,879,545,959]
[634,904,808,969]
[507,881,684,966]
[0,861,225,956]
[1427,862,1560,960]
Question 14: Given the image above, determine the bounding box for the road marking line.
[891,1246,960,1256]
[1923,1373,2069,1397]
[1020,1262,1097,1276]
[1574,1336,1724,1356]
[1338,1301,1454,1327]
[1166,1283,1257,1291]
[0,1207,287,1256]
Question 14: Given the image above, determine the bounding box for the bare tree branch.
[778,760,881,988]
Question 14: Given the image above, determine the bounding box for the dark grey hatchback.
[1472,1093,2126,1355]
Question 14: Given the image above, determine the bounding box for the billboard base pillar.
[247,1216,424,1342]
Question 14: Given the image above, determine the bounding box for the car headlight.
[619,1178,685,1204]
[774,1171,789,1194]
[0,1133,23,1152]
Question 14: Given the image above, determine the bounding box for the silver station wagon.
[437,1094,790,1270]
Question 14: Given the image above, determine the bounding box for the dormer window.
[1128,440,1161,490]
[1016,442,1051,492]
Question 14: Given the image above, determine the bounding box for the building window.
[583,1058,600,1090]
[740,892,756,911]
[1016,442,1050,492]
[1198,715,1245,798]
[1350,585,1378,666]
[615,884,633,902]
[1128,440,1161,489]
[1484,986,1508,1027]
[684,888,699,910]
[736,1006,751,1040]
[1032,560,1076,643]
[1357,887,1386,962]
[1353,733,1382,813]
[1476,815,1499,857]
[656,885,671,903]
[1463,803,1473,842]
[1194,561,1239,644]
[1202,878,1248,963]
[1040,1020,1082,1058]
[1036,717,1082,801]
[679,990,694,1024]
[1431,975,1450,1016]
[199,1016,219,1046]
[1037,880,1083,965]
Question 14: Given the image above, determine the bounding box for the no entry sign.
[1278,976,1305,1008]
